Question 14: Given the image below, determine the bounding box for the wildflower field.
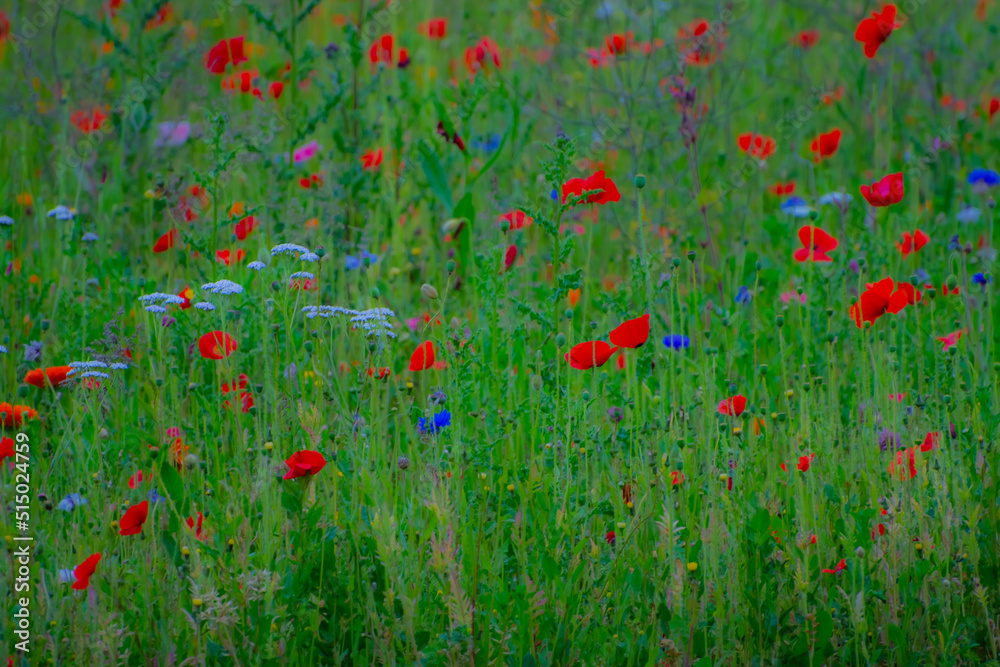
[2,0,1000,664]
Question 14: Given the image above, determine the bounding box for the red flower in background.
[187,512,207,540]
[234,216,257,240]
[936,329,965,351]
[367,367,391,380]
[24,366,73,389]
[605,530,616,546]
[795,30,819,49]
[369,33,409,69]
[822,558,847,574]
[609,314,650,349]
[849,277,909,327]
[504,245,518,270]
[153,229,177,253]
[71,108,108,134]
[897,229,928,257]
[361,148,384,171]
[565,341,618,369]
[860,172,904,207]
[418,18,448,40]
[222,374,254,413]
[676,19,724,66]
[797,454,815,472]
[283,450,327,479]
[889,447,917,480]
[128,470,148,489]
[769,181,796,196]
[500,210,533,230]
[0,437,14,461]
[409,341,436,371]
[119,500,150,536]
[204,36,248,74]
[855,4,899,59]
[793,226,838,262]
[809,128,842,161]
[988,97,999,123]
[718,394,747,416]
[464,37,502,75]
[72,553,101,590]
[605,32,633,55]
[268,81,284,99]
[920,431,940,452]
[198,331,237,360]
[1,403,39,427]
[562,171,621,207]
[178,285,194,310]
[738,133,776,160]
[216,249,246,265]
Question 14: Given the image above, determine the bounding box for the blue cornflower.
[147,488,166,504]
[914,268,931,283]
[57,493,88,511]
[973,272,992,286]
[550,189,559,201]
[345,250,378,270]
[948,235,962,251]
[472,134,502,152]
[418,410,451,434]
[780,196,812,217]
[957,207,981,224]
[663,334,690,350]
[968,168,999,193]
[735,286,752,305]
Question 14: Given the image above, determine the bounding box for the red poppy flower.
[561,170,621,207]
[268,81,284,99]
[676,19,724,66]
[768,181,796,196]
[988,97,999,123]
[897,229,928,257]
[795,30,819,49]
[119,500,150,536]
[504,245,518,271]
[0,403,39,428]
[299,173,323,189]
[70,108,108,134]
[737,133,776,160]
[605,530,616,546]
[889,447,917,480]
[796,454,815,472]
[361,148,384,171]
[718,394,747,416]
[500,210,533,230]
[793,226,838,262]
[861,172,904,207]
[367,367,391,380]
[894,282,922,306]
[283,450,327,480]
[187,512,207,540]
[72,553,101,590]
[565,341,619,370]
[178,285,194,310]
[222,374,254,412]
[153,229,177,253]
[204,36,248,74]
[464,37,502,75]
[234,216,256,240]
[936,329,965,350]
[0,437,14,461]
[144,2,172,30]
[605,32,633,55]
[670,471,685,486]
[198,331,238,360]
[822,558,847,574]
[418,18,448,40]
[369,33,409,69]
[409,341,436,371]
[871,523,886,541]
[920,431,939,452]
[809,128,842,161]
[216,249,246,265]
[849,277,909,327]
[609,314,650,349]
[128,470,148,489]
[23,366,73,389]
[855,4,899,59]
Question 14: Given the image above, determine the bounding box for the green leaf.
[814,609,833,649]
[416,140,454,211]
[158,459,189,518]
[823,483,841,505]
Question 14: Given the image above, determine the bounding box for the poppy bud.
[808,210,818,220]
[531,374,543,391]
[775,315,784,328]
[271,281,280,291]
[945,274,958,290]
[500,220,510,232]
[755,260,762,270]
[676,438,686,449]
[450,317,460,331]
[371,287,380,298]
[363,255,372,267]
[589,320,597,330]
[582,390,591,401]
[672,258,681,268]
[316,247,327,257]
[304,341,314,352]
[777,412,787,422]
[17,383,28,398]
[41,319,51,331]
[686,250,696,262]
[634,174,646,188]
[857,258,865,267]
[927,288,936,299]
[446,260,456,272]
[155,377,164,387]
[564,308,574,319]
[759,364,767,375]
[184,453,199,470]
[150,446,160,459]
[555,333,566,347]
[421,283,439,300]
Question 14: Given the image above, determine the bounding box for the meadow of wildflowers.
[1,0,999,665]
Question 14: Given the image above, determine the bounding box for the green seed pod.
[582,390,591,401]
[446,259,456,272]
[370,287,380,298]
[634,174,647,189]
[555,333,566,347]
[945,274,959,290]
[775,315,784,328]
[564,308,574,319]
[672,257,681,268]
[316,247,327,257]
[686,250,696,262]
[500,220,511,233]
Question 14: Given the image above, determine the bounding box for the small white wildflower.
[247,261,267,271]
[47,205,75,220]
[201,279,244,296]
[270,243,311,258]
[0,215,14,226]
[194,302,216,311]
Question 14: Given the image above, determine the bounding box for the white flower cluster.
[145,305,168,313]
[247,261,267,271]
[195,302,216,311]
[69,361,109,371]
[299,252,321,263]
[47,205,75,220]
[271,243,311,258]
[201,279,244,296]
[138,292,186,306]
[349,308,397,342]
[109,362,129,370]
[301,305,358,319]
